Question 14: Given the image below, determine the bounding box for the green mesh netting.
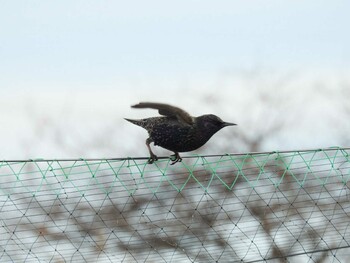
[1,147,350,262]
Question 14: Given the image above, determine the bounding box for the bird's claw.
[148,154,158,164]
[170,153,182,165]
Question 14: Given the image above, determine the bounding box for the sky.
[1,0,349,91]
[0,1,349,159]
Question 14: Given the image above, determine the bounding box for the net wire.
[1,147,350,262]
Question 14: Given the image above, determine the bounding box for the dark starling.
[125,102,237,165]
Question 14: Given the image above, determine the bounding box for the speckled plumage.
[125,102,236,164]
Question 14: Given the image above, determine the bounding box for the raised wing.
[131,102,194,125]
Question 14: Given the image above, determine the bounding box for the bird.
[125,102,237,165]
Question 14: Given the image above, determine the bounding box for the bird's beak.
[222,122,237,127]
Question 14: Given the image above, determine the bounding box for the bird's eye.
[204,119,218,129]
[211,116,222,125]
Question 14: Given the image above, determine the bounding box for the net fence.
[1,147,350,262]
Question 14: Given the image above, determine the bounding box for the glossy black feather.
[125,102,236,164]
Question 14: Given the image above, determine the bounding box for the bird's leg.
[170,152,182,165]
[146,138,158,164]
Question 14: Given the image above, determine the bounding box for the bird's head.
[196,114,236,134]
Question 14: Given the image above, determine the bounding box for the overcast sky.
[1,1,349,158]
[1,1,349,91]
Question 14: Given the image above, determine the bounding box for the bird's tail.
[124,118,153,130]
[124,118,141,125]
[124,118,148,130]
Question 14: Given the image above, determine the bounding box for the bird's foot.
[148,154,158,164]
[170,153,182,165]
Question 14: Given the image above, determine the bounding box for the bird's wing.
[131,102,194,125]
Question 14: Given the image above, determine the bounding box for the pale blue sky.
[1,0,349,91]
[1,1,350,158]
